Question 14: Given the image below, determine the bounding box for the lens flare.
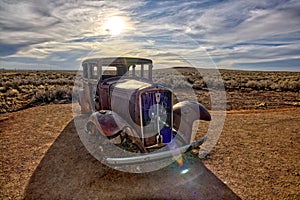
[181,167,189,174]
[167,137,189,172]
[174,154,184,167]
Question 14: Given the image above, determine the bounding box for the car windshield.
[82,58,153,81]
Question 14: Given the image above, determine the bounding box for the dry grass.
[0,71,78,113]
[1,68,299,113]
[154,68,300,92]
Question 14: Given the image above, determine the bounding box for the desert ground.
[0,104,299,199]
[0,69,299,199]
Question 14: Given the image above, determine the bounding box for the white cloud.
[0,0,299,70]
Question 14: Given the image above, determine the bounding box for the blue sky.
[0,0,299,71]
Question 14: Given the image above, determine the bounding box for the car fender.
[173,101,211,143]
[87,110,129,138]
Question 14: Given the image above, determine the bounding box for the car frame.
[78,57,211,166]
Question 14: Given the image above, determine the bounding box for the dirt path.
[22,119,239,200]
[0,104,74,199]
[0,104,299,199]
[203,108,300,199]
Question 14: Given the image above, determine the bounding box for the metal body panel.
[173,101,211,143]
[112,79,153,90]
[87,110,127,137]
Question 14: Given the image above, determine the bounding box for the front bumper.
[106,136,206,165]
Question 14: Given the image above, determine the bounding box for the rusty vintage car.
[78,57,211,166]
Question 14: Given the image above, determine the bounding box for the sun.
[103,17,126,36]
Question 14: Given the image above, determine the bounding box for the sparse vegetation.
[0,68,299,113]
[152,68,300,110]
[0,71,78,113]
[158,68,300,92]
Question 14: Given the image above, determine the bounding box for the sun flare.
[103,17,126,35]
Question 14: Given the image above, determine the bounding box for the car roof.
[82,57,152,67]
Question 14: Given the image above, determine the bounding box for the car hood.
[112,78,153,91]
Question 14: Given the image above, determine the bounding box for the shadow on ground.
[24,120,240,200]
